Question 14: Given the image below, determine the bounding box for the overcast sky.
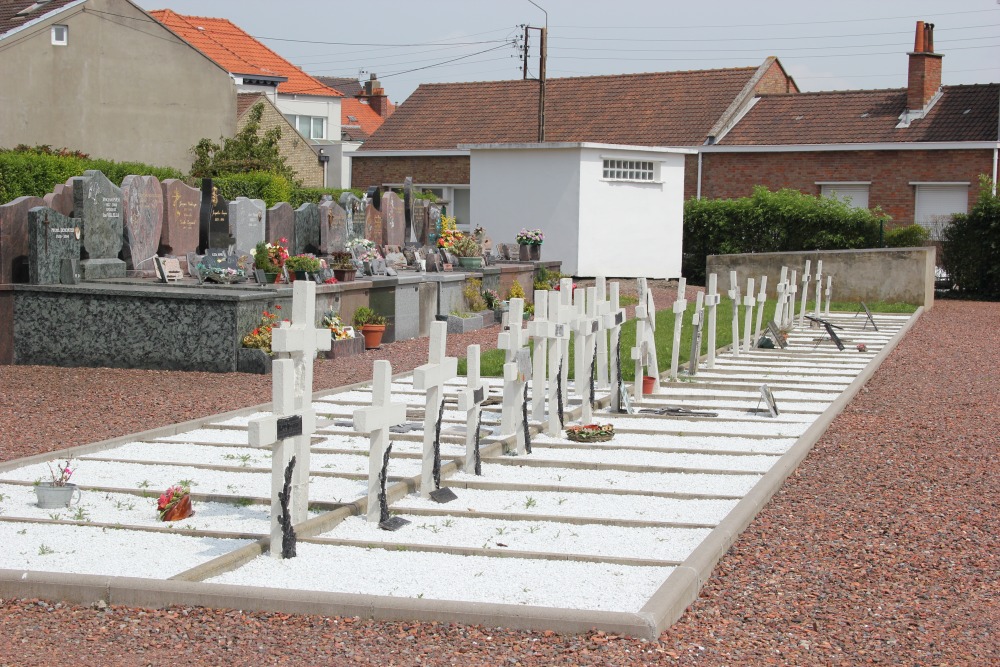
[135,0,1000,103]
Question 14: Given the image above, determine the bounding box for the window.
[819,182,870,209]
[913,183,969,239]
[284,114,326,140]
[602,159,656,182]
[51,24,67,46]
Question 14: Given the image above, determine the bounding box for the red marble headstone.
[160,179,200,259]
[43,179,77,217]
[0,195,45,283]
[121,175,163,272]
[266,202,294,246]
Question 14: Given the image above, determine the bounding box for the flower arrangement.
[437,229,463,250]
[516,228,544,245]
[45,460,74,486]
[330,251,354,269]
[242,304,286,354]
[565,423,615,443]
[352,306,387,328]
[856,343,868,352]
[347,238,379,263]
[198,265,247,284]
[253,239,289,273]
[321,309,355,340]
[285,254,322,273]
[451,234,482,258]
[157,484,193,521]
[323,276,339,285]
[482,288,502,310]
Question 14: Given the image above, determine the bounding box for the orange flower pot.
[361,324,386,349]
[642,375,657,395]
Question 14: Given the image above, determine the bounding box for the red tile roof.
[718,84,1000,145]
[360,66,768,151]
[341,98,387,140]
[150,9,341,98]
[0,0,81,38]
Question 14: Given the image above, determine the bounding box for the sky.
[135,0,1000,103]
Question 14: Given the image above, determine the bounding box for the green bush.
[884,224,929,248]
[289,187,364,208]
[942,178,1000,298]
[214,171,293,207]
[683,186,888,283]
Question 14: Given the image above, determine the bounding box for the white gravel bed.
[601,416,807,437]
[651,386,846,400]
[449,464,761,497]
[0,461,366,503]
[314,434,468,457]
[207,542,673,612]
[0,522,251,579]
[677,379,849,392]
[511,445,780,472]
[327,514,712,563]
[394,488,739,525]
[158,428,253,444]
[626,407,815,423]
[631,397,831,413]
[210,404,340,427]
[0,483,281,534]
[537,432,797,454]
[711,361,867,372]
[691,371,854,384]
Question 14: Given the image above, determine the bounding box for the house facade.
[236,93,324,187]
[0,0,235,171]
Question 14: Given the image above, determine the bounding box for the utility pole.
[527,1,548,142]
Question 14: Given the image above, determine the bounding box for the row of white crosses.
[498,297,530,454]
[248,281,332,557]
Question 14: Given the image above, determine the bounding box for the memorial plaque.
[121,174,163,272]
[60,258,80,285]
[860,302,878,331]
[254,269,268,285]
[379,516,411,531]
[429,487,458,504]
[766,320,788,349]
[555,324,565,337]
[824,321,846,351]
[199,178,233,251]
[473,386,485,404]
[592,320,600,333]
[615,312,624,326]
[760,384,779,417]
[277,415,303,440]
[516,347,532,380]
[28,207,81,285]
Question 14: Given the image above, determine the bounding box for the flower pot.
[333,267,356,282]
[264,272,280,284]
[161,494,194,522]
[457,256,484,269]
[642,375,658,395]
[518,244,530,261]
[34,483,80,509]
[529,244,541,261]
[360,324,386,349]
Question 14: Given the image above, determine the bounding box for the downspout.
[697,151,703,200]
[993,146,998,196]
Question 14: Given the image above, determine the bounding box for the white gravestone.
[412,321,458,498]
[526,290,549,422]
[631,277,660,398]
[687,290,705,375]
[704,273,720,369]
[814,260,824,318]
[499,297,529,439]
[753,275,769,347]
[728,271,741,358]
[594,277,611,389]
[669,277,687,380]
[353,360,407,522]
[798,259,812,328]
[605,282,627,408]
[265,280,330,526]
[785,270,798,329]
[773,266,789,332]
[546,290,570,437]
[457,344,486,474]
[742,277,756,353]
[824,275,833,317]
[501,358,529,455]
[557,278,577,409]
[574,286,601,423]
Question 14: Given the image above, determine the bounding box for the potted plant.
[330,251,357,282]
[157,483,194,521]
[253,239,289,283]
[451,235,484,269]
[284,254,321,281]
[322,309,364,359]
[352,306,388,349]
[34,460,80,508]
[238,304,286,373]
[565,424,615,443]
[515,228,544,261]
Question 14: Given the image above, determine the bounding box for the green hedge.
[884,223,929,248]
[0,148,182,203]
[942,179,1000,299]
[683,186,889,283]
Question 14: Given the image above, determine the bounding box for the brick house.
[702,22,999,234]
[236,93,324,187]
[352,58,798,226]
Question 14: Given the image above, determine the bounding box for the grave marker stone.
[631,277,660,397]
[669,278,687,380]
[798,260,812,328]
[0,195,45,283]
[381,191,405,248]
[742,277,756,353]
[319,199,348,254]
[594,277,611,389]
[824,276,833,318]
[412,321,458,498]
[43,180,75,217]
[704,273,720,368]
[728,271,741,358]
[753,276,769,347]
[121,175,163,273]
[546,290,570,435]
[28,207,81,284]
[230,197,265,262]
[198,178,232,252]
[364,193,383,245]
[403,176,413,243]
[605,282,628,411]
[687,291,705,375]
[773,267,789,334]
[526,289,549,421]
[266,202,294,245]
[457,344,487,474]
[340,193,366,242]
[73,170,125,279]
[353,360,408,523]
[814,260,824,318]
[293,203,321,255]
[412,199,430,246]
[159,179,200,262]
[785,270,798,329]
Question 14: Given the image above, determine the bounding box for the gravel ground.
[1,292,997,666]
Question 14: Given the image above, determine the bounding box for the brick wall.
[698,149,993,226]
[756,59,798,94]
[352,155,471,188]
[238,100,324,187]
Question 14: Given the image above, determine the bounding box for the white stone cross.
[814,260,824,317]
[526,289,549,422]
[557,278,577,408]
[742,277,756,353]
[785,270,799,329]
[798,259,812,328]
[353,360,407,522]
[753,275,769,347]
[248,358,312,557]
[498,297,528,364]
[728,271,741,358]
[687,290,705,375]
[254,280,331,528]
[412,320,458,497]
[501,359,528,455]
[605,282,627,408]
[456,344,486,474]
[593,277,611,389]
[546,290,570,436]
[631,277,660,398]
[704,273,720,369]
[669,277,687,380]
[773,266,789,331]
[824,275,833,317]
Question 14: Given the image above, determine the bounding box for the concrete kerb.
[638,307,923,639]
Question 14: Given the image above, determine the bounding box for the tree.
[189,102,298,184]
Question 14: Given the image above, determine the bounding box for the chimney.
[906,21,942,111]
[362,73,391,118]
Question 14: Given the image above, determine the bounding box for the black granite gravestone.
[28,207,81,285]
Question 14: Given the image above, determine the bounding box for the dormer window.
[51,24,68,46]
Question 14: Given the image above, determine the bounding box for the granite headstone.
[340,192,365,242]
[159,179,200,261]
[293,203,321,255]
[199,178,233,252]
[121,174,163,273]
[266,202,294,245]
[43,179,76,217]
[428,204,442,247]
[28,206,81,285]
[412,199,430,247]
[0,195,45,283]
[403,176,413,243]
[319,199,348,255]
[230,197,266,261]
[73,170,125,279]
[381,191,405,248]
[364,198,383,245]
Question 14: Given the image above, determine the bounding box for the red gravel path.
[1,298,997,666]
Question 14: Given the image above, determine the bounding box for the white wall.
[275,95,341,142]
[469,148,582,273]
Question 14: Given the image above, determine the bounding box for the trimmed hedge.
[683,186,890,283]
[942,179,1000,299]
[884,224,930,248]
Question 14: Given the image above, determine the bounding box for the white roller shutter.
[820,183,870,209]
[914,184,969,237]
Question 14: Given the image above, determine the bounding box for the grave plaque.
[121,175,163,273]
[766,320,788,349]
[0,195,45,283]
[319,200,348,254]
[860,302,878,331]
[230,197,266,261]
[73,170,125,279]
[381,191,405,248]
[293,203,321,255]
[266,202,294,245]
[759,384,779,417]
[28,207,81,285]
[160,179,200,259]
[276,415,303,440]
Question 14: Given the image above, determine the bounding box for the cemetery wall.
[707,247,936,307]
[698,149,993,226]
[0,0,236,172]
[351,155,470,190]
[238,96,324,188]
[0,286,12,364]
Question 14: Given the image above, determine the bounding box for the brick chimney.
[907,21,942,111]
[362,73,391,118]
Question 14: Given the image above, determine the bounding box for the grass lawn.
[458,299,916,378]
